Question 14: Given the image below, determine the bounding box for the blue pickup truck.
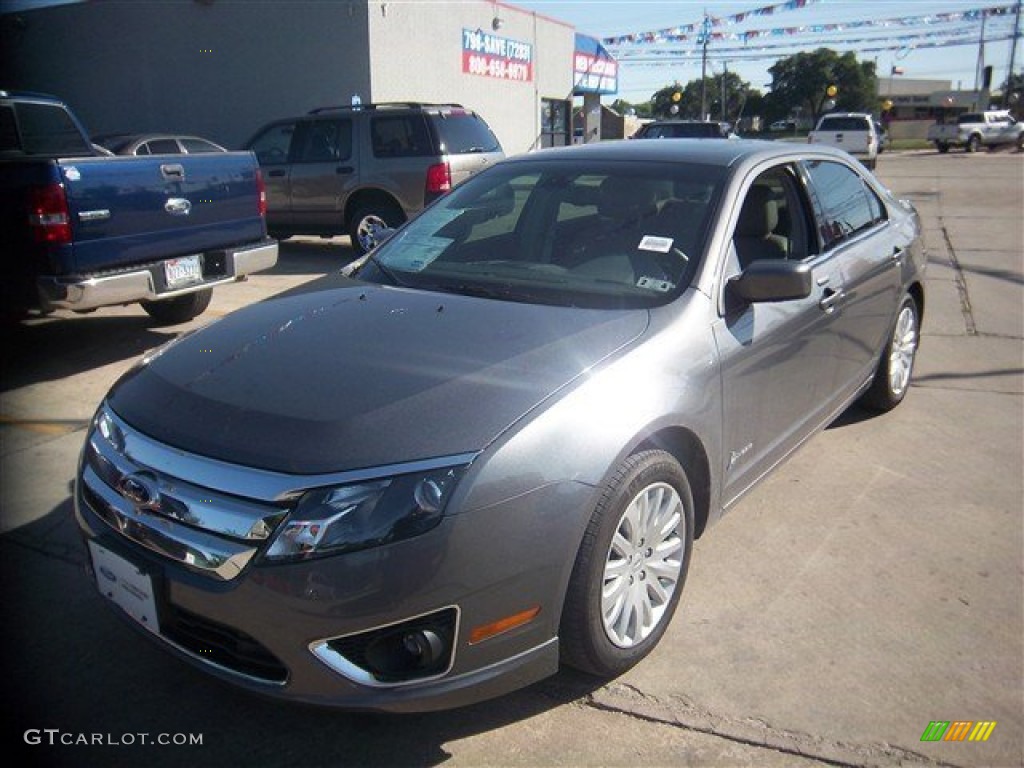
[1,91,277,324]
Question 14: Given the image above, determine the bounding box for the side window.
[297,119,352,163]
[0,105,17,151]
[371,116,431,158]
[181,138,221,153]
[146,138,180,154]
[732,166,812,270]
[134,142,151,155]
[249,122,296,165]
[804,160,886,248]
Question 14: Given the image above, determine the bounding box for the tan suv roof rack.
[307,102,466,115]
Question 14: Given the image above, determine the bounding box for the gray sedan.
[75,139,925,711]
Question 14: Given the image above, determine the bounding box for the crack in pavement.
[939,222,977,337]
[579,682,962,768]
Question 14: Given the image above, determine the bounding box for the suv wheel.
[349,204,405,255]
[966,134,981,153]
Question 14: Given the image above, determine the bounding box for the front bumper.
[37,239,278,312]
[74,407,584,711]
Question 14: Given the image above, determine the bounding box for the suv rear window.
[956,113,983,125]
[817,116,871,132]
[640,123,723,139]
[430,112,501,154]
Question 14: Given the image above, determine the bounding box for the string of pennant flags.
[601,3,1019,47]
[615,32,1017,65]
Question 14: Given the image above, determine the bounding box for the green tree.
[765,48,878,125]
[651,72,756,120]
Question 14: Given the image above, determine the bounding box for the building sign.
[462,28,533,83]
[573,34,617,95]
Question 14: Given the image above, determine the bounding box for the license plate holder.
[164,254,203,289]
[88,541,161,635]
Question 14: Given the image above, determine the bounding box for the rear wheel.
[560,450,694,677]
[861,293,920,411]
[936,142,949,153]
[140,288,212,325]
[348,203,405,255]
[965,134,981,153]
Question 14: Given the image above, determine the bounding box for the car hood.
[108,280,649,474]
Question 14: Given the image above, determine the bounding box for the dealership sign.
[462,28,533,82]
[573,34,617,95]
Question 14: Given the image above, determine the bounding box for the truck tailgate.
[58,152,266,274]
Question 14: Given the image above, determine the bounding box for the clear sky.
[510,0,1021,102]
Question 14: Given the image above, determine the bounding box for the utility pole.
[722,60,728,122]
[1006,0,1022,107]
[974,9,987,92]
[699,13,711,120]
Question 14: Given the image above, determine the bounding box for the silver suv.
[245,103,504,253]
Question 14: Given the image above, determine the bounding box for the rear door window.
[430,112,501,154]
[371,115,432,158]
[295,119,352,163]
[145,138,180,154]
[12,102,92,155]
[803,160,886,248]
[180,138,222,153]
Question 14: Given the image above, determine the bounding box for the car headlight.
[263,466,466,562]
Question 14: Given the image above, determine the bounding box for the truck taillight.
[255,168,268,217]
[425,162,452,197]
[28,183,72,244]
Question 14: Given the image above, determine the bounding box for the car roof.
[515,138,840,168]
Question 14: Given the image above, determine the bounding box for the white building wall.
[366,0,575,156]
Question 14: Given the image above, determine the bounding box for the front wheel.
[348,203,405,255]
[140,288,213,325]
[861,293,920,411]
[560,450,694,677]
[965,134,981,153]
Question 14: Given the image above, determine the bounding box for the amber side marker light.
[468,606,541,645]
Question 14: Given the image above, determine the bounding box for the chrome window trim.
[97,403,478,503]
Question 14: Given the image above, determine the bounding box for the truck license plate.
[164,255,203,289]
[88,541,160,634]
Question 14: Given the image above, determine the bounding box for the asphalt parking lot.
[1,149,1021,768]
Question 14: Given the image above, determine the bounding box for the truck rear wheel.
[141,288,213,325]
[936,141,949,153]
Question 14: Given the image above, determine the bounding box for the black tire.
[965,134,981,153]
[560,450,694,677]
[861,293,920,412]
[348,203,405,256]
[140,288,213,325]
[936,142,949,154]
[865,158,877,170]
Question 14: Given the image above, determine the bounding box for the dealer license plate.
[164,254,203,289]
[88,541,160,634]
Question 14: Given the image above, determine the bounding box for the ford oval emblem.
[117,472,161,511]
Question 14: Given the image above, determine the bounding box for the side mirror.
[727,260,813,303]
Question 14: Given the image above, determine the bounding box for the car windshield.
[354,159,725,309]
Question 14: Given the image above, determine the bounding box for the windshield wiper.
[366,253,406,287]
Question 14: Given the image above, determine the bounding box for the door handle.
[335,166,354,175]
[819,287,846,313]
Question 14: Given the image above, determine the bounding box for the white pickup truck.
[927,110,1024,153]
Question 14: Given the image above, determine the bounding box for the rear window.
[430,112,501,154]
[640,123,721,139]
[956,113,983,125]
[8,102,92,156]
[817,116,871,132]
[371,115,432,158]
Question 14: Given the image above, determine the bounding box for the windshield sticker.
[638,235,673,253]
[391,234,453,271]
[636,277,675,293]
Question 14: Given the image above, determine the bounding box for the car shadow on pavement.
[264,238,359,276]
[2,315,170,392]
[1,500,605,768]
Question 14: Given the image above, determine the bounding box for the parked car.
[633,120,735,139]
[807,113,880,169]
[244,102,504,253]
[92,133,227,156]
[769,119,796,132]
[76,139,924,711]
[0,90,276,323]
[926,110,1024,153]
